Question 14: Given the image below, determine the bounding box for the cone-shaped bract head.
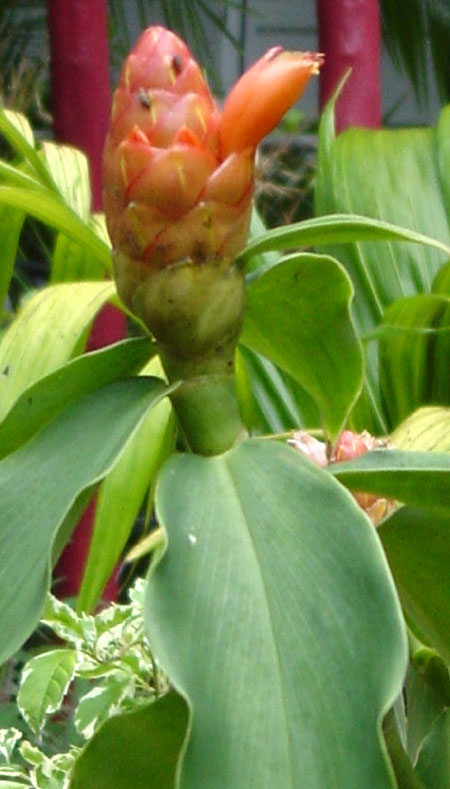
[103,26,321,274]
[103,26,321,356]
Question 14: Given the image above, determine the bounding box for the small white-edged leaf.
[41,595,83,644]
[18,649,77,734]
[0,771,31,788]
[18,742,44,767]
[74,672,135,740]
[0,729,22,763]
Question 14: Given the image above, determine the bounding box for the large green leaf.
[380,506,450,663]
[0,281,115,420]
[78,356,176,613]
[315,102,450,433]
[0,376,171,666]
[331,449,450,511]
[241,253,363,440]
[146,440,407,787]
[70,691,188,789]
[0,338,152,459]
[378,294,450,429]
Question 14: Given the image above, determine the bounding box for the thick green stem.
[114,254,248,454]
[168,371,246,455]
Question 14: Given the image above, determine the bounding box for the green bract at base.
[114,253,248,455]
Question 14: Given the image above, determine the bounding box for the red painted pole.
[47,0,125,600]
[317,0,382,132]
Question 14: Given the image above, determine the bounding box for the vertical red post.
[317,0,382,132]
[47,0,125,599]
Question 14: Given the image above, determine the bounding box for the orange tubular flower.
[103,27,322,277]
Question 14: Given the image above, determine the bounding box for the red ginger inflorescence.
[103,26,322,277]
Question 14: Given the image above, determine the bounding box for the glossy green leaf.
[41,142,91,220]
[0,281,115,420]
[433,258,450,295]
[78,357,176,613]
[331,449,450,511]
[380,506,450,663]
[238,213,450,269]
[406,665,446,764]
[382,708,424,789]
[235,345,319,435]
[0,376,171,665]
[437,106,450,213]
[0,161,45,191]
[50,235,105,284]
[0,107,54,190]
[315,102,450,433]
[51,214,110,284]
[0,186,111,271]
[415,709,450,788]
[0,205,24,312]
[41,141,102,284]
[17,649,77,734]
[380,0,450,103]
[146,440,407,787]
[1,109,34,147]
[392,406,450,452]
[70,691,188,789]
[379,294,450,429]
[245,207,280,273]
[241,253,363,440]
[0,338,152,460]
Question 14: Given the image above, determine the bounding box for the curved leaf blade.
[237,214,450,269]
[0,282,115,420]
[70,691,188,789]
[392,406,450,452]
[17,649,77,734]
[0,376,171,665]
[146,440,407,788]
[41,142,91,220]
[315,106,450,432]
[0,338,153,460]
[78,357,175,613]
[0,186,111,271]
[241,253,363,440]
[379,294,450,429]
[415,708,450,788]
[331,449,450,511]
[380,506,450,665]
[0,107,54,190]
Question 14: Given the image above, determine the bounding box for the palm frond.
[107,0,249,94]
[380,0,450,103]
